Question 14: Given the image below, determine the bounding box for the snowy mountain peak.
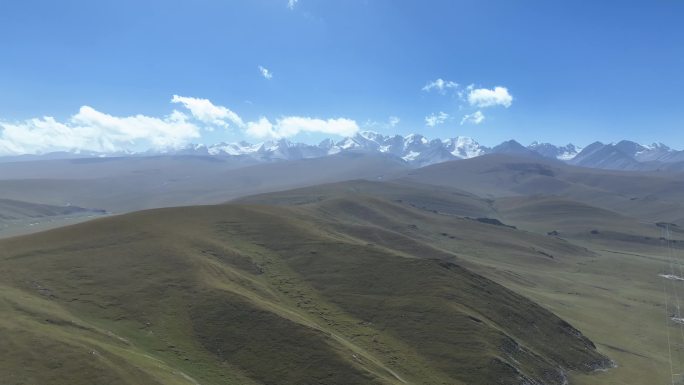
[442,136,487,159]
[527,142,582,161]
[404,133,428,145]
[356,130,386,142]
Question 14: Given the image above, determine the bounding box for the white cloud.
[460,110,485,125]
[0,95,361,155]
[362,116,400,130]
[258,65,273,80]
[425,112,449,127]
[422,78,458,94]
[246,117,277,139]
[287,0,298,9]
[467,86,513,108]
[170,96,359,139]
[171,95,244,128]
[247,116,359,139]
[0,107,200,155]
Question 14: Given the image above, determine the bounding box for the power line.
[661,225,684,384]
[663,281,676,385]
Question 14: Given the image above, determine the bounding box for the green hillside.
[0,196,610,385]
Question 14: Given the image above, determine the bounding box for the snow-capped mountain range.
[1,131,683,171]
[161,131,492,167]
[172,132,684,170]
[172,132,530,167]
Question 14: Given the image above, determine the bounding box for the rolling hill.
[241,178,674,249]
[236,179,684,385]
[400,154,684,226]
[0,195,611,385]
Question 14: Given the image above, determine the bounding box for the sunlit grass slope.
[0,195,610,385]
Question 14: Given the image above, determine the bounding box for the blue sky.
[0,0,682,154]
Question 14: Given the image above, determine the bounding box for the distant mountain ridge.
[1,131,683,171]
[570,140,684,171]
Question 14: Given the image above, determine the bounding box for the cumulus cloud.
[0,95,361,155]
[422,78,458,94]
[460,110,485,125]
[467,86,513,108]
[246,117,276,138]
[388,116,400,127]
[0,107,200,155]
[247,116,359,139]
[171,96,358,139]
[425,112,449,127]
[258,65,273,80]
[171,95,244,128]
[287,0,298,9]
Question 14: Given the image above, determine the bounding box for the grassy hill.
[0,195,610,385]
[235,179,496,218]
[242,179,678,252]
[401,154,684,226]
[235,179,684,385]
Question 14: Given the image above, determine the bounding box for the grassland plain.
[0,201,108,241]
